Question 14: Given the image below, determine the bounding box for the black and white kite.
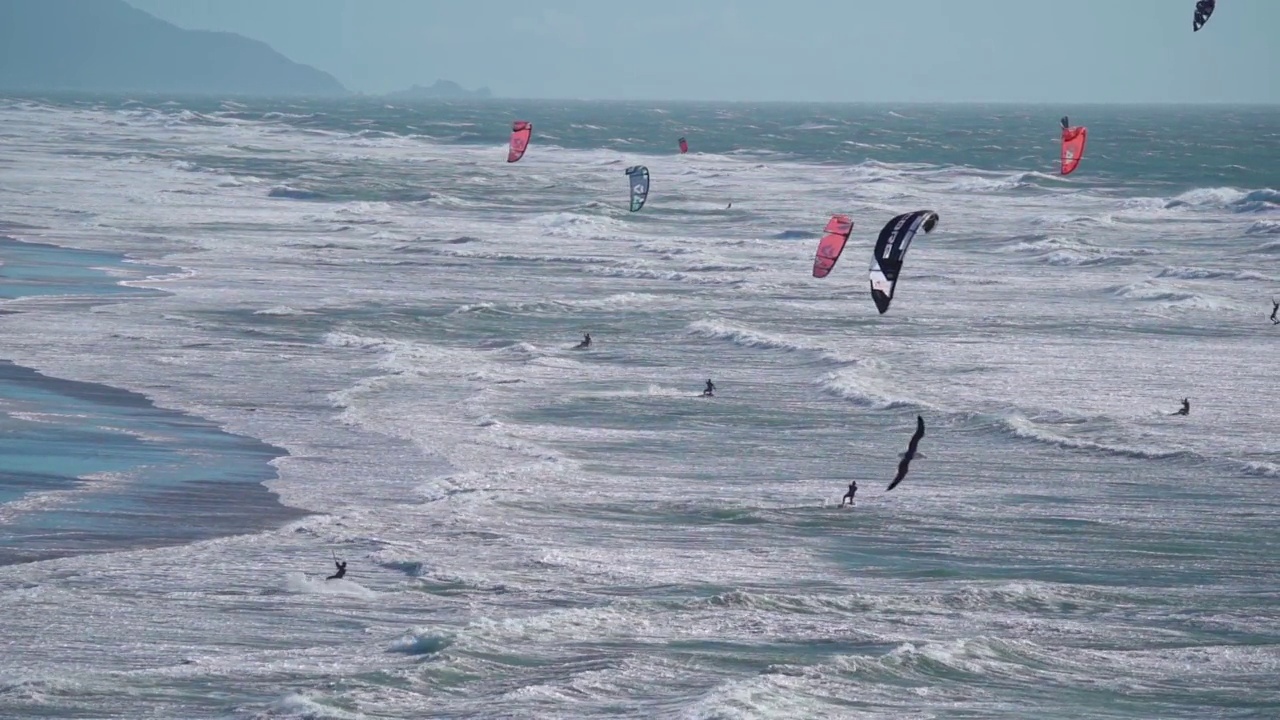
[1193,0,1215,32]
[869,211,939,314]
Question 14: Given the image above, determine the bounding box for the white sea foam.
[0,98,1275,720]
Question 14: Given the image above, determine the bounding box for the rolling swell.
[998,235,1157,267]
[686,319,856,364]
[1162,186,1280,213]
[3,97,1278,720]
[1156,266,1270,281]
[819,367,924,411]
[985,411,1197,462]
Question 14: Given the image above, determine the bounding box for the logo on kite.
[868,210,939,314]
[625,165,650,212]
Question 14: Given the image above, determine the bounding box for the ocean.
[0,94,1277,719]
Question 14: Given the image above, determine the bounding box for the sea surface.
[0,234,297,567]
[0,94,1277,719]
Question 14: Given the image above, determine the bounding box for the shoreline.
[0,233,306,565]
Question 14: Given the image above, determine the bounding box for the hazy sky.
[125,0,1278,103]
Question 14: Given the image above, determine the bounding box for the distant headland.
[0,0,498,101]
[384,80,493,100]
[0,0,345,96]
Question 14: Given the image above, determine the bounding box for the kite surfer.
[840,481,858,508]
[1172,398,1190,416]
[574,333,591,349]
[326,558,347,580]
[702,379,716,397]
[1270,299,1278,324]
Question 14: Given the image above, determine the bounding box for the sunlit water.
[0,95,1277,718]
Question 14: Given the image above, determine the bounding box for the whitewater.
[0,96,1277,719]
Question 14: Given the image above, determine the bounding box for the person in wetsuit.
[326,559,347,580]
[1270,299,1278,324]
[1174,398,1190,416]
[576,332,591,349]
[703,379,716,396]
[840,481,858,507]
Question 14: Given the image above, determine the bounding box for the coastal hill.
[0,0,346,96]
[385,80,493,100]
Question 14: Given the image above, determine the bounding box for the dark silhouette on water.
[1270,299,1278,325]
[840,481,858,507]
[326,554,347,580]
[702,379,716,397]
[886,416,925,491]
[1172,398,1190,416]
[386,80,492,100]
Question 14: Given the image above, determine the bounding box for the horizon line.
[4,89,1278,107]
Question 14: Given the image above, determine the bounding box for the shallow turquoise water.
[0,236,298,564]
